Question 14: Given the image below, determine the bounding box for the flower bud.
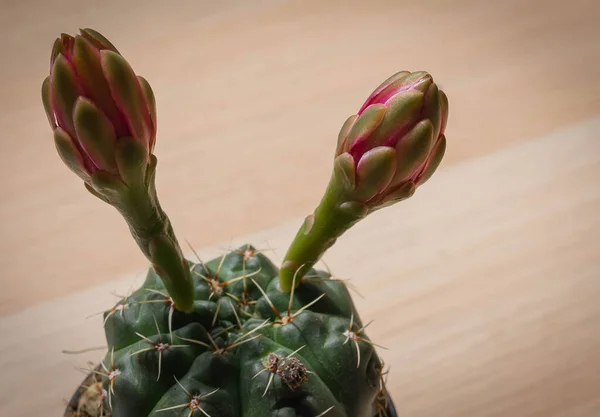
[336,70,448,206]
[42,29,156,185]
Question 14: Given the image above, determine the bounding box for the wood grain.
[1,118,599,416]
[1,0,599,313]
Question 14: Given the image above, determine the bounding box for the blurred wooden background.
[0,0,599,416]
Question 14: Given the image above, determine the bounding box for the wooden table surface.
[1,0,599,416]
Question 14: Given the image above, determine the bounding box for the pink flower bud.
[41,29,156,182]
[336,71,448,205]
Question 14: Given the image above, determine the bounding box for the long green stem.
[279,173,367,292]
[89,155,195,312]
[119,192,194,312]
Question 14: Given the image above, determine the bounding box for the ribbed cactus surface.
[100,246,387,417]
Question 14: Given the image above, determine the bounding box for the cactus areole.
[44,29,448,417]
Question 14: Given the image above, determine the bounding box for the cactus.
[44,30,448,417]
[95,246,387,417]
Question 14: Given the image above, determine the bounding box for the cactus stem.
[279,169,369,292]
[89,159,195,312]
[316,405,336,416]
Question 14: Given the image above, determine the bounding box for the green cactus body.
[101,246,386,417]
